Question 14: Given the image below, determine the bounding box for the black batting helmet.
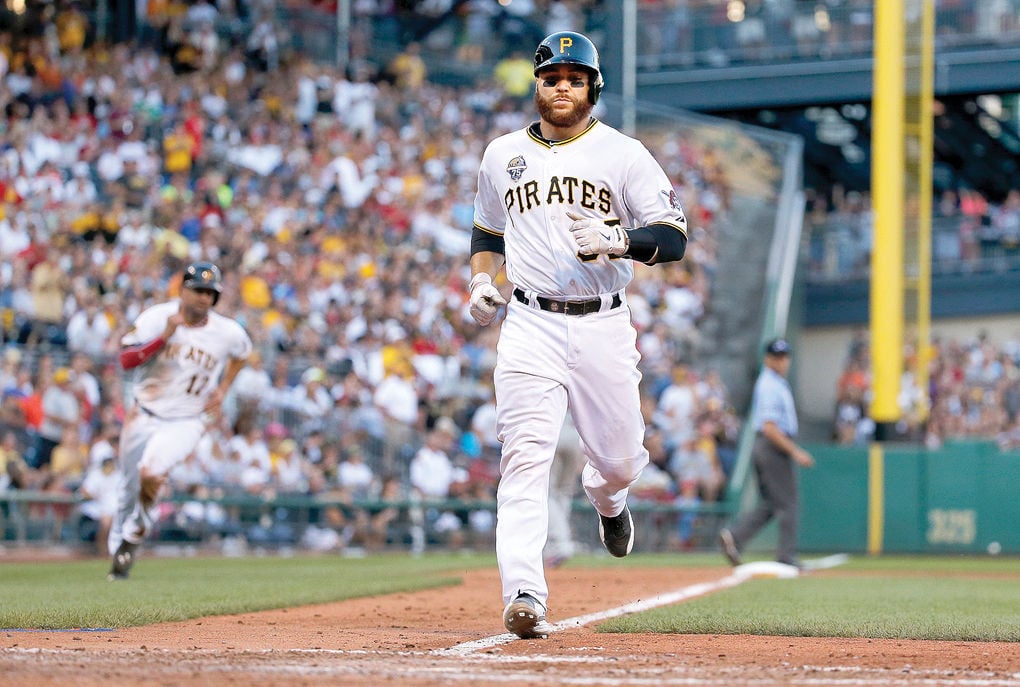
[533,31,604,105]
[182,261,222,305]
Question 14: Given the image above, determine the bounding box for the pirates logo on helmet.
[182,261,223,305]
[533,31,604,105]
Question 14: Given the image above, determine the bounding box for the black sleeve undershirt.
[471,226,506,255]
[470,223,685,264]
[626,223,687,264]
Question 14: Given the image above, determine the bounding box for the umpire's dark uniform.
[720,338,814,567]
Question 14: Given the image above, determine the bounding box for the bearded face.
[534,68,594,130]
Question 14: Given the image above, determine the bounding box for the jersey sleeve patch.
[663,189,682,211]
[506,155,527,181]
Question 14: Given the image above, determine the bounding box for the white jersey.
[122,300,253,420]
[473,118,687,298]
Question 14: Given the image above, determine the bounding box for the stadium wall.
[795,440,1020,556]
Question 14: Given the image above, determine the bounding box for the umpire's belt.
[513,288,622,316]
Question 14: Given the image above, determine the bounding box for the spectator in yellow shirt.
[493,50,536,100]
[55,2,89,54]
[163,122,194,176]
[241,268,272,309]
[388,42,427,92]
[49,425,89,490]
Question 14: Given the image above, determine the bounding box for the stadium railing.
[0,489,736,555]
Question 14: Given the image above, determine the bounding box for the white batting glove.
[468,273,507,326]
[567,211,628,257]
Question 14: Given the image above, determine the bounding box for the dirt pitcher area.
[2,565,1018,686]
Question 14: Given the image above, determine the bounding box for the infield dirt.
[1,564,1018,686]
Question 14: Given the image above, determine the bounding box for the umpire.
[719,338,814,568]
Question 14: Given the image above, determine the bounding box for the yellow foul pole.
[870,0,905,437]
[915,0,934,420]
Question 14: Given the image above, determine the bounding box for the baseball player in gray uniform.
[469,31,689,639]
[108,262,252,580]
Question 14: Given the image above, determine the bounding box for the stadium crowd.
[0,3,737,554]
[831,328,1020,452]
[805,185,1020,281]
[804,185,1020,450]
[637,0,1020,69]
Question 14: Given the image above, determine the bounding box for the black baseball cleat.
[598,505,634,557]
[107,540,139,581]
[719,528,742,566]
[503,593,553,639]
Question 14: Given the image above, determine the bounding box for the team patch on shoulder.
[506,155,527,182]
[662,188,682,211]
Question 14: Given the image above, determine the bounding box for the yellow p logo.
[559,36,573,53]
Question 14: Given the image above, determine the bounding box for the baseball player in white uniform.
[469,31,689,639]
[108,261,252,580]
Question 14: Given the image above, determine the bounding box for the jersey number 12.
[186,374,211,396]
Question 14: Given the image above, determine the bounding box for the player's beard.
[535,90,593,130]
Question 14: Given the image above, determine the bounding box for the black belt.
[513,288,622,316]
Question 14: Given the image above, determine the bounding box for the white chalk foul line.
[439,554,853,657]
[438,571,747,656]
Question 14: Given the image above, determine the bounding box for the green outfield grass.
[2,552,1017,641]
[599,553,1020,642]
[0,552,496,629]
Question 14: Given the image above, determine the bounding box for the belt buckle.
[565,299,591,316]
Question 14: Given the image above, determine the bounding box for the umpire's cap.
[534,31,604,105]
[765,338,792,356]
[182,261,222,305]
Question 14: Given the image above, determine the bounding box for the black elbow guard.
[471,225,505,256]
[625,223,687,264]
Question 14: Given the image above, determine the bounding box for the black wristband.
[624,227,658,263]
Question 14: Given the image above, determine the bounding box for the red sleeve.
[120,337,166,370]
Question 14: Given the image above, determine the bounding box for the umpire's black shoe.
[107,540,139,581]
[719,528,742,566]
[777,557,804,571]
[598,505,634,558]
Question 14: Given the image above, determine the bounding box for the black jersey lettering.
[560,177,579,204]
[547,176,565,205]
[523,180,541,210]
[580,180,597,211]
[503,176,612,216]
